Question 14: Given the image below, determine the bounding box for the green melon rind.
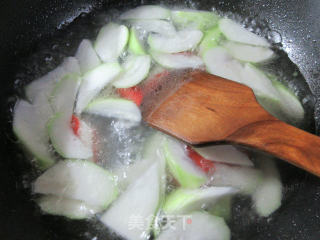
[162,189,195,214]
[49,73,80,114]
[199,26,222,56]
[128,27,146,55]
[163,138,207,189]
[47,113,66,158]
[171,10,220,31]
[272,79,305,124]
[13,125,56,170]
[247,65,304,124]
[13,101,56,170]
[209,196,232,221]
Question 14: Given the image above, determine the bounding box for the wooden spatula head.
[143,70,320,177]
[144,70,273,145]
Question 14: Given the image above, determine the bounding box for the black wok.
[0,0,319,239]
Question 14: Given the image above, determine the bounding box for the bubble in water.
[51,44,59,50]
[292,71,298,77]
[44,54,53,62]
[250,19,257,27]
[267,30,282,44]
[80,12,88,18]
[255,27,262,35]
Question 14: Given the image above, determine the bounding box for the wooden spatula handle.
[227,119,320,176]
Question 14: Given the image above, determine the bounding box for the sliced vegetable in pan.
[128,27,146,55]
[130,19,176,36]
[101,161,164,240]
[163,137,208,188]
[37,195,100,219]
[13,100,56,169]
[171,9,220,31]
[75,39,101,74]
[113,54,151,88]
[75,62,121,114]
[218,18,270,47]
[34,159,118,210]
[148,29,203,53]
[150,51,203,69]
[156,212,231,240]
[84,98,142,123]
[95,23,129,62]
[120,5,171,20]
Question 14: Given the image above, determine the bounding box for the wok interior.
[0,0,319,239]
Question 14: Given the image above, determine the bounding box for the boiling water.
[13,3,317,240]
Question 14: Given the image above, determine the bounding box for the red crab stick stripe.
[117,70,170,106]
[117,86,143,106]
[173,51,194,56]
[71,115,99,163]
[71,114,80,136]
[186,146,215,174]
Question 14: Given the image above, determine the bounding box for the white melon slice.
[223,41,274,63]
[150,51,203,69]
[47,113,93,159]
[148,29,203,53]
[193,145,253,167]
[84,98,141,123]
[113,55,151,88]
[75,39,101,73]
[101,162,163,240]
[209,163,263,194]
[38,195,100,219]
[219,18,270,47]
[75,62,121,114]
[130,19,176,36]
[34,159,118,209]
[13,100,56,169]
[25,57,80,103]
[157,212,230,240]
[94,23,129,62]
[120,5,170,20]
[50,74,80,115]
[252,157,282,217]
[203,47,243,83]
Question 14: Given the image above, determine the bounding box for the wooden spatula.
[143,70,320,177]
